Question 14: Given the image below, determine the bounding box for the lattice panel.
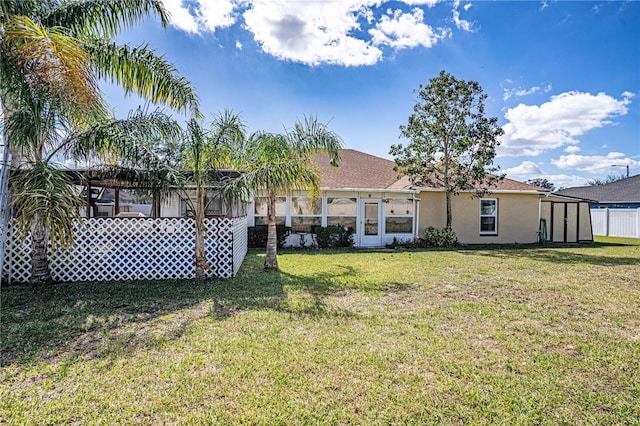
[2,223,32,284]
[232,217,248,276]
[3,217,246,283]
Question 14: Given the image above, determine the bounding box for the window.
[327,197,357,232]
[480,198,498,234]
[254,196,286,225]
[385,198,413,234]
[180,190,225,218]
[291,196,322,232]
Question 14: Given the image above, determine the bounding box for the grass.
[1,236,639,424]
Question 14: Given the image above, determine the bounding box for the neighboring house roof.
[312,149,545,192]
[554,174,640,203]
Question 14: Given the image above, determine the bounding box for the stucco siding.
[418,191,540,244]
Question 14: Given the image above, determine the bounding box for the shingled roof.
[311,149,400,189]
[554,174,640,203]
[312,149,545,192]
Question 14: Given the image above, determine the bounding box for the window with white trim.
[480,198,498,234]
[385,198,413,234]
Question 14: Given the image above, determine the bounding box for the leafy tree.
[390,70,504,229]
[227,117,342,270]
[171,112,245,280]
[526,178,555,191]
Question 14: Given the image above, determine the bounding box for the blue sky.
[104,0,639,189]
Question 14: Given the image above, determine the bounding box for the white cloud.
[235,40,243,50]
[503,161,543,177]
[243,1,383,66]
[542,174,591,189]
[161,1,457,66]
[162,0,200,33]
[564,146,580,153]
[503,83,552,101]
[551,152,640,173]
[370,8,450,49]
[498,91,632,157]
[502,161,591,189]
[451,0,475,32]
[162,0,238,33]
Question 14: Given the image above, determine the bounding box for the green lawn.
[2,237,639,424]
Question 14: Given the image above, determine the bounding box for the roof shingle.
[554,175,640,203]
[312,149,544,192]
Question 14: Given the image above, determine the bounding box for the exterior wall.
[541,195,593,242]
[417,191,541,244]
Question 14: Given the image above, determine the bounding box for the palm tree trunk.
[1,96,21,167]
[30,217,52,285]
[194,188,210,280]
[264,189,278,270]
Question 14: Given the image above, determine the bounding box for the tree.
[390,70,504,230]
[1,0,200,157]
[171,111,245,280]
[6,103,180,284]
[588,174,626,186]
[1,0,199,284]
[228,117,342,269]
[526,178,555,191]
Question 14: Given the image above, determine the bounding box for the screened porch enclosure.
[248,190,419,247]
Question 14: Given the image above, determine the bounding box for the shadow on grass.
[0,250,407,366]
[456,243,639,266]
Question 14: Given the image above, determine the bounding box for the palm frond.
[3,15,101,111]
[61,107,181,169]
[11,161,84,249]
[83,39,201,118]
[42,0,168,39]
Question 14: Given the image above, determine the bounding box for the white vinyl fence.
[591,208,640,238]
[3,216,248,284]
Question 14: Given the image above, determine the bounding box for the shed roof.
[554,174,640,203]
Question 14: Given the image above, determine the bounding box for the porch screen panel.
[254,196,286,225]
[327,197,356,232]
[385,199,413,234]
[291,196,322,232]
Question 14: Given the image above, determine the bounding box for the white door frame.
[359,199,383,247]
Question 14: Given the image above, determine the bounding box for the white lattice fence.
[3,217,248,283]
[232,216,248,276]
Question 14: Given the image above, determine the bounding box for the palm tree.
[1,0,200,154]
[228,117,343,270]
[6,100,180,284]
[171,111,245,280]
[1,0,198,284]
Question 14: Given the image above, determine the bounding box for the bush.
[314,225,354,248]
[247,226,291,248]
[423,226,457,247]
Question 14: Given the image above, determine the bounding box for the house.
[247,149,594,246]
[555,174,640,209]
[555,175,640,238]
